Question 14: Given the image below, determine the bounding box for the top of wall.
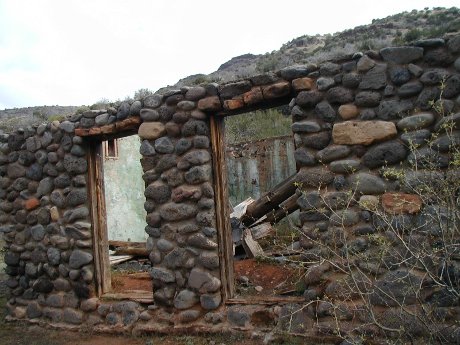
[2,35,460,141]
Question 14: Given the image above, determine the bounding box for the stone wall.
[0,35,459,342]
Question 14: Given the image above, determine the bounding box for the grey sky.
[0,0,458,109]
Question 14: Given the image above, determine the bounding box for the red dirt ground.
[111,272,152,293]
[234,258,304,295]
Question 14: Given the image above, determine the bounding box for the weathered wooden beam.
[264,192,300,224]
[109,240,145,249]
[75,116,141,137]
[241,173,297,226]
[110,255,134,266]
[114,247,149,257]
[209,115,234,299]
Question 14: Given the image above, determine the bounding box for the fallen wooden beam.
[264,191,300,224]
[241,173,297,226]
[114,247,149,257]
[110,255,134,266]
[109,240,145,249]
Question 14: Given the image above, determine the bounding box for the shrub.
[404,28,422,42]
[133,88,154,100]
[225,107,292,144]
[268,85,460,344]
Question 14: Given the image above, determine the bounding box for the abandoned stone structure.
[1,36,460,342]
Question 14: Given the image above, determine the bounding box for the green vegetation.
[391,7,460,45]
[225,107,292,144]
[255,52,279,73]
[90,98,110,110]
[48,114,66,122]
[133,88,154,100]
[190,74,222,85]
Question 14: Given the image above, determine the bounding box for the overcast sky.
[0,0,458,110]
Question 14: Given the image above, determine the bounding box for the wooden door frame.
[209,112,306,305]
[209,115,235,300]
[88,140,112,296]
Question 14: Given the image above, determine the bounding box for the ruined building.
[1,36,460,342]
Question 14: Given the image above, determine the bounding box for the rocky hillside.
[1,7,459,130]
[0,106,79,132]
[162,7,460,91]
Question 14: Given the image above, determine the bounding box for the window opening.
[103,138,119,159]
[223,106,303,299]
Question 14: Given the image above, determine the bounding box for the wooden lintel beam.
[75,116,141,137]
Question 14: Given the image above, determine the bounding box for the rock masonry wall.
[1,35,460,339]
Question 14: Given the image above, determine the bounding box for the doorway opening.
[89,134,152,300]
[221,106,304,299]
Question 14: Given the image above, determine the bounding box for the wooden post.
[88,142,112,295]
[210,115,235,299]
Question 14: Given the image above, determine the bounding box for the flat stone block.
[332,121,397,145]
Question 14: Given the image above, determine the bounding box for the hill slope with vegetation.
[1,6,459,131]
[164,7,460,89]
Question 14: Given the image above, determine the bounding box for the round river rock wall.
[0,35,460,341]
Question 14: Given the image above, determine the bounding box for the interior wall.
[226,136,296,206]
[103,135,147,242]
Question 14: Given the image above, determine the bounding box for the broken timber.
[109,255,134,266]
[113,246,149,257]
[264,190,301,224]
[240,173,297,226]
[242,228,264,258]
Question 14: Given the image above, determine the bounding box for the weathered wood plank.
[114,247,149,256]
[242,229,264,258]
[94,143,112,293]
[108,240,145,249]
[102,292,153,304]
[250,222,274,239]
[109,255,134,266]
[88,144,103,296]
[233,221,274,247]
[75,117,141,137]
[210,115,234,299]
[230,197,254,219]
